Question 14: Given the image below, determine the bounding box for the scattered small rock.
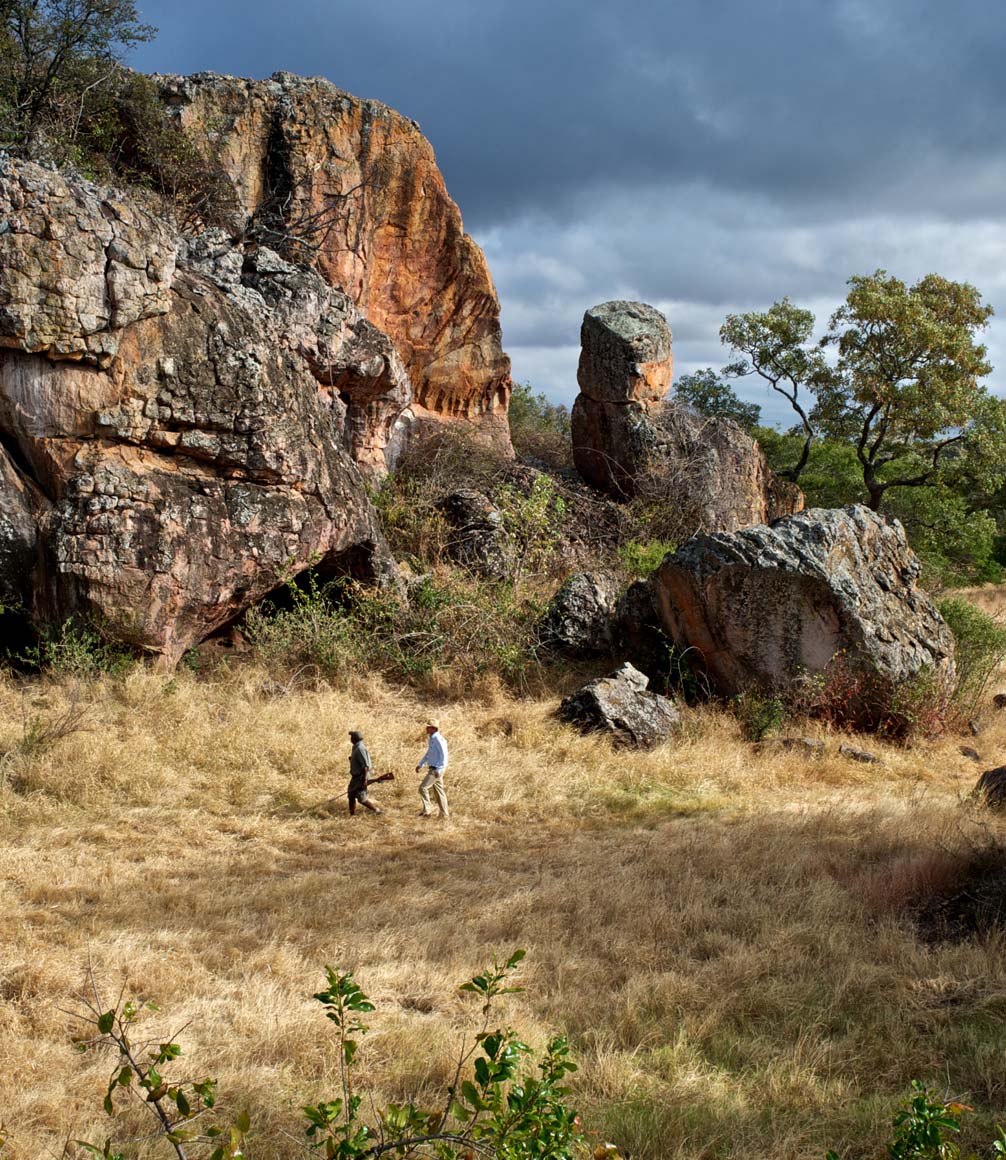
[753,737,825,757]
[974,766,1006,812]
[969,719,982,736]
[839,743,879,764]
[993,693,1006,710]
[558,662,680,749]
[960,746,981,762]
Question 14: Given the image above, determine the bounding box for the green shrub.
[828,1081,1006,1160]
[732,692,787,741]
[508,381,572,468]
[19,619,135,679]
[617,539,676,578]
[493,473,567,581]
[61,952,591,1160]
[938,597,1006,720]
[243,567,548,695]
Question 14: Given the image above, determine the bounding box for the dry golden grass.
[3,664,1006,1159]
[950,583,1006,620]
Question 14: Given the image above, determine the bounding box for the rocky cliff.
[0,157,402,664]
[158,71,511,449]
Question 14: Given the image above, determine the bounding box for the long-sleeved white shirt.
[418,730,448,771]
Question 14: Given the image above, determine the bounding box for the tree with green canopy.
[0,0,155,158]
[814,270,1006,512]
[673,368,761,430]
[719,298,830,483]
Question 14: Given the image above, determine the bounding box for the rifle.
[343,771,395,797]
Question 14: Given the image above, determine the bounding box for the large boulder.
[558,662,680,748]
[158,71,512,452]
[571,301,801,530]
[0,159,402,664]
[649,505,956,701]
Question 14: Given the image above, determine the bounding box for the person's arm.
[416,739,431,773]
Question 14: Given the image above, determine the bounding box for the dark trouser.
[348,783,379,814]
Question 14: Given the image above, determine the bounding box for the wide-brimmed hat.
[426,719,440,730]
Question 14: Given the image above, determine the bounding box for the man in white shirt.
[416,718,449,818]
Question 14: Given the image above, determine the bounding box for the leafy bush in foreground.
[39,952,591,1160]
[828,1081,1006,1160]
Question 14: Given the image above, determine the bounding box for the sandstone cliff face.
[571,300,802,532]
[0,159,401,664]
[159,71,511,449]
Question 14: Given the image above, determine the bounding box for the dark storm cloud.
[133,0,1006,228]
[130,0,1006,416]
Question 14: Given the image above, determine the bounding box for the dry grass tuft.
[3,664,1006,1158]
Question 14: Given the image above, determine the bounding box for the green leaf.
[236,1109,251,1133]
[97,1011,115,1035]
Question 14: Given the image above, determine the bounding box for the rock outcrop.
[158,71,511,450]
[558,661,680,748]
[650,505,955,701]
[0,441,46,611]
[975,766,1006,812]
[571,300,802,532]
[436,489,511,579]
[0,158,402,663]
[539,572,621,658]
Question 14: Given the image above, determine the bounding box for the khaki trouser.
[419,768,449,817]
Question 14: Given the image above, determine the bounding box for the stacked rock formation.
[571,300,801,531]
[0,157,406,664]
[650,505,956,699]
[158,71,511,450]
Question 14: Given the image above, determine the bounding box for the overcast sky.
[131,0,1006,427]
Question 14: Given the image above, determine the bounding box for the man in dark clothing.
[348,730,383,816]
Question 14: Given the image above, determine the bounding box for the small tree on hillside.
[720,298,830,483]
[814,270,1006,512]
[0,0,155,158]
[673,368,761,430]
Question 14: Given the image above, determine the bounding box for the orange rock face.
[161,72,512,447]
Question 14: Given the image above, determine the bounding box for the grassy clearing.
[3,665,1006,1159]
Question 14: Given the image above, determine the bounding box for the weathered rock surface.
[539,572,621,657]
[0,158,402,663]
[576,301,673,406]
[571,301,801,531]
[0,156,176,365]
[0,441,46,610]
[839,743,879,764]
[753,737,825,757]
[436,489,511,579]
[975,766,1006,811]
[158,71,511,448]
[558,661,680,748]
[650,505,955,700]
